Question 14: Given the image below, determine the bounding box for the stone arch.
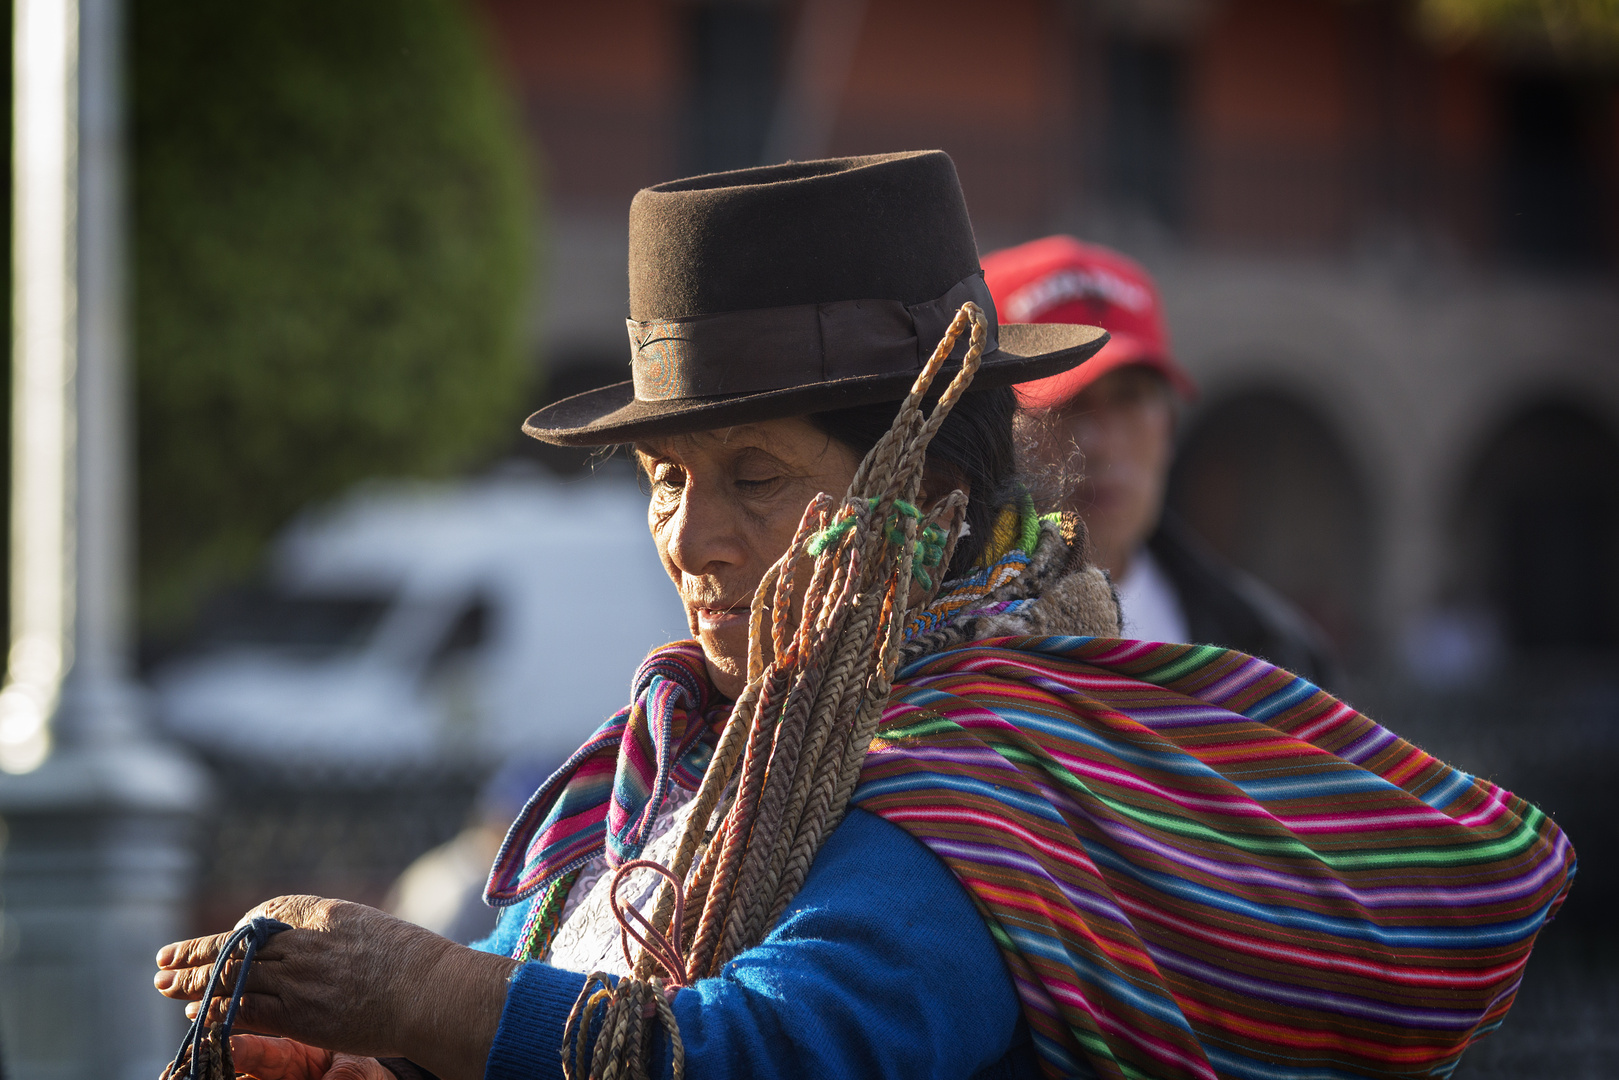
[1450,400,1619,655]
[1166,388,1374,662]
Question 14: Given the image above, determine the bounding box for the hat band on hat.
[627,274,998,402]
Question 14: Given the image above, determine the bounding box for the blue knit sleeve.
[482,807,1028,1080]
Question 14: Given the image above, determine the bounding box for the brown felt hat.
[524,151,1108,446]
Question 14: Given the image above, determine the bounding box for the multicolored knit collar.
[484,642,728,904]
[904,497,1055,639]
[484,498,1052,906]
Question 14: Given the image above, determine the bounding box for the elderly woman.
[156,153,1573,1080]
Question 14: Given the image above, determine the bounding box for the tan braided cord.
[159,1025,232,1080]
[560,302,991,1079]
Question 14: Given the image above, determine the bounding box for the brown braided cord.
[559,302,990,1079]
[159,1025,232,1080]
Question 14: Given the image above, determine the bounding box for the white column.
[0,1,207,1078]
[0,0,76,771]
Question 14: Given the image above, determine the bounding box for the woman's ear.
[919,464,970,512]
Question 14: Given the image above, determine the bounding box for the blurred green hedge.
[134,0,535,628]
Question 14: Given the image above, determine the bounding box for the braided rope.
[560,302,990,1079]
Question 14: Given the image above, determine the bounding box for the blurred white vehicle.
[151,464,688,767]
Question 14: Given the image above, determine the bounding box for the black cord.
[165,916,292,1080]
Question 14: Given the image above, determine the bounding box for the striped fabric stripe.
[856,636,1575,1080]
[485,643,723,905]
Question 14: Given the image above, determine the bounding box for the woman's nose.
[663,483,745,577]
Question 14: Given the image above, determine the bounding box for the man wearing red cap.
[985,235,1336,687]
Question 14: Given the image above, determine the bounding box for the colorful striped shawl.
[486,635,1573,1079]
[865,636,1574,1080]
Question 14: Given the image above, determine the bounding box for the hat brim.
[524,322,1109,447]
[1012,333,1199,410]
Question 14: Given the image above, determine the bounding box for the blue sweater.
[474,808,1040,1080]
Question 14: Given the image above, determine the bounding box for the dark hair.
[807,385,1019,579]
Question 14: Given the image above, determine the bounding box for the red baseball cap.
[981,235,1197,408]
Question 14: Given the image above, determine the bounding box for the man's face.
[635,419,862,700]
[1023,366,1175,579]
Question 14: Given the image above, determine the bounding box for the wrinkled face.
[636,419,863,699]
[1023,366,1174,579]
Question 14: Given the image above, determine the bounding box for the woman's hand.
[230,1035,390,1080]
[155,895,518,1080]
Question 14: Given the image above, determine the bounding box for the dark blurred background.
[3,0,1614,1075]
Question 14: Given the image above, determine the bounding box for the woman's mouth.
[696,604,749,632]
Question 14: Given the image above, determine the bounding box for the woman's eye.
[651,464,686,492]
[735,475,782,493]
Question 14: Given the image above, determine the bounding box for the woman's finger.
[155,957,246,1001]
[156,930,235,970]
[231,1035,331,1080]
[322,1055,393,1080]
[229,1038,389,1080]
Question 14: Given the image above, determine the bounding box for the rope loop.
[608,860,690,993]
[164,916,292,1080]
